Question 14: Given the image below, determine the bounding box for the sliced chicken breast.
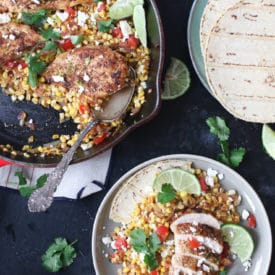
[0,23,42,65]
[44,46,129,102]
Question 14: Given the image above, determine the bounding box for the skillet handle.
[27,119,98,213]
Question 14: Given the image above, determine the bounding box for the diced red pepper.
[248,213,257,228]
[156,225,169,242]
[93,133,107,145]
[97,3,107,12]
[79,104,90,115]
[66,7,76,19]
[150,270,159,275]
[60,38,74,51]
[114,236,128,250]
[5,60,27,70]
[188,238,200,249]
[112,27,123,38]
[127,35,139,49]
[198,175,209,192]
[19,61,27,69]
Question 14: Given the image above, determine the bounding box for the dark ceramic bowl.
[0,0,164,167]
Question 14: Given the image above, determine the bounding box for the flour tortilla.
[109,159,193,223]
[205,2,275,122]
[200,0,241,60]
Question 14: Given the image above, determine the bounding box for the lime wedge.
[133,5,147,47]
[221,224,254,263]
[162,57,191,100]
[109,0,144,20]
[262,124,275,160]
[153,168,201,195]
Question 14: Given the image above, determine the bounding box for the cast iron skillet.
[0,0,164,167]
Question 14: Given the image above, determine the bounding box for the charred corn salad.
[104,164,256,274]
[0,0,150,158]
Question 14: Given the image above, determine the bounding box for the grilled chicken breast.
[0,23,42,65]
[170,213,224,275]
[44,46,129,102]
[0,0,92,13]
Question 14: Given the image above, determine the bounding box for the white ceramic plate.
[92,154,272,274]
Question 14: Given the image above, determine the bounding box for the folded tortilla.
[109,159,193,223]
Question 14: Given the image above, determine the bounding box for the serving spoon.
[27,84,135,212]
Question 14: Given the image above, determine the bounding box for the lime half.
[162,57,191,100]
[153,168,201,195]
[221,224,254,263]
[262,124,275,160]
[133,5,147,47]
[109,0,144,20]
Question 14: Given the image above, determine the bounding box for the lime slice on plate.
[109,0,144,20]
[221,224,254,263]
[262,124,275,160]
[133,5,147,47]
[153,168,201,195]
[162,57,191,100]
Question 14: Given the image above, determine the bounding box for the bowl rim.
[0,0,165,167]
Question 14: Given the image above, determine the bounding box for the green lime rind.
[153,168,201,195]
[162,57,191,100]
[221,223,254,263]
[109,0,144,20]
[133,5,147,47]
[262,124,275,160]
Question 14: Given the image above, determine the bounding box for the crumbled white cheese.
[119,20,132,41]
[139,252,145,262]
[80,143,92,151]
[78,86,85,94]
[0,13,11,24]
[190,226,197,233]
[205,176,214,187]
[217,173,224,180]
[243,259,252,271]
[227,189,236,195]
[9,34,15,40]
[207,168,218,177]
[242,209,250,220]
[202,264,210,272]
[161,247,171,258]
[56,11,69,22]
[90,13,97,25]
[83,73,90,82]
[31,0,40,4]
[238,194,242,203]
[52,75,64,82]
[47,17,54,25]
[77,11,89,27]
[140,81,147,89]
[164,240,174,246]
[197,258,205,267]
[2,34,8,39]
[101,236,112,245]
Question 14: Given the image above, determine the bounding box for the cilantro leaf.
[15,171,27,186]
[157,183,176,204]
[40,28,61,40]
[42,41,57,52]
[70,35,83,46]
[19,186,36,197]
[36,174,48,188]
[41,238,77,272]
[217,153,231,167]
[21,9,48,28]
[130,229,147,253]
[229,147,246,168]
[206,116,230,141]
[98,20,114,33]
[148,233,161,254]
[144,253,159,271]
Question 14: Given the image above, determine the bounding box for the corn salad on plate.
[92,154,272,275]
[0,0,164,166]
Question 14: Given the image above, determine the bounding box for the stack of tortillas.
[200,0,275,123]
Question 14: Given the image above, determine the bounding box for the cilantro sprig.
[15,171,48,197]
[130,229,161,271]
[22,9,48,28]
[157,183,176,204]
[98,20,114,33]
[41,238,77,272]
[206,116,246,168]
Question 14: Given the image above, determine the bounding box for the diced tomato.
[188,238,200,249]
[198,175,209,191]
[112,27,123,38]
[156,225,169,242]
[127,35,139,49]
[150,270,159,275]
[93,133,107,145]
[19,61,27,69]
[114,236,128,250]
[97,3,107,12]
[79,104,90,115]
[60,38,74,51]
[248,213,257,228]
[66,7,76,19]
[5,60,27,70]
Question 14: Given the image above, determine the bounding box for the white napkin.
[0,149,112,199]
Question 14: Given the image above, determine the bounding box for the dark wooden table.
[0,1,274,274]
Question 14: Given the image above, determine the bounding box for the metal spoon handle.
[27,119,98,212]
